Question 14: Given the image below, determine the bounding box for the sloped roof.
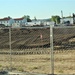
[14,18,24,20]
[0,18,11,21]
[0,17,26,21]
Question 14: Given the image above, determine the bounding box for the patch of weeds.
[17,67,24,72]
[59,70,64,73]
[61,61,64,64]
[12,67,17,70]
[33,66,38,69]
[0,65,3,70]
[29,66,39,70]
[0,64,2,67]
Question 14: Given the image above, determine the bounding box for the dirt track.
[0,27,75,49]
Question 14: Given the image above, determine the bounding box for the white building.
[12,18,27,27]
[60,17,73,24]
[0,17,14,26]
[25,19,54,27]
[26,20,41,26]
[0,17,55,27]
[0,17,27,27]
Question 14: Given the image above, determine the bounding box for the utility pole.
[73,13,75,24]
[61,10,63,24]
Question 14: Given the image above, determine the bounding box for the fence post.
[50,25,54,74]
[9,27,12,71]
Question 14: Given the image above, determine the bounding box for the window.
[18,21,19,23]
[15,21,16,23]
[1,21,2,24]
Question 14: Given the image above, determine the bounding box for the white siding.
[12,23,20,28]
[0,21,9,26]
[60,18,73,24]
[9,19,15,26]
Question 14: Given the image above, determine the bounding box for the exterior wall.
[0,18,54,27]
[13,18,27,27]
[60,18,73,24]
[12,23,20,28]
[43,21,54,25]
[0,19,15,26]
[15,20,22,23]
[25,21,54,26]
[22,18,27,23]
[9,19,15,26]
[26,21,41,26]
[0,20,9,26]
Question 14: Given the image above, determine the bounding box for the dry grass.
[0,49,75,74]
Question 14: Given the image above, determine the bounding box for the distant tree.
[4,16,12,19]
[26,15,30,19]
[46,18,51,21]
[51,15,60,24]
[34,16,37,21]
[27,17,32,22]
[67,16,72,18]
[8,16,12,19]
[22,15,27,18]
[22,15,32,22]
[63,16,72,18]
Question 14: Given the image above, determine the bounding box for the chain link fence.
[11,27,51,74]
[0,28,10,71]
[53,26,75,74]
[0,26,75,75]
[0,27,51,74]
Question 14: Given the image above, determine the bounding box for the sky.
[0,0,75,19]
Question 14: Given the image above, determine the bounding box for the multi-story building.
[60,17,73,24]
[12,18,27,27]
[0,17,27,27]
[0,17,55,27]
[0,17,14,26]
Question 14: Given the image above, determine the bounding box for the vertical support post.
[9,27,12,71]
[50,25,54,74]
[40,34,43,48]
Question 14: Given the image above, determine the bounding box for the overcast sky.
[0,0,75,19]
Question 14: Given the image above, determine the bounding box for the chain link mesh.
[0,27,51,74]
[0,26,75,74]
[0,28,10,71]
[53,26,75,74]
[11,27,51,74]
